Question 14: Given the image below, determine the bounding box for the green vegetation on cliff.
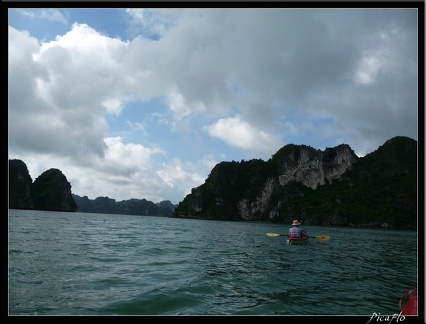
[31,168,77,211]
[173,136,417,229]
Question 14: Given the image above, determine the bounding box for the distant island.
[8,159,176,216]
[72,194,176,217]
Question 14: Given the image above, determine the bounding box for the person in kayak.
[289,220,308,238]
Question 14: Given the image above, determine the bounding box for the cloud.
[204,116,283,155]
[354,56,381,84]
[156,158,210,199]
[8,8,418,204]
[9,23,129,158]
[125,8,181,39]
[16,9,68,24]
[40,9,69,24]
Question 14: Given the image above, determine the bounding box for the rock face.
[276,144,358,189]
[9,159,77,212]
[174,144,358,222]
[9,159,34,209]
[172,136,417,229]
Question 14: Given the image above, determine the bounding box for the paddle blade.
[314,235,330,240]
[266,233,281,237]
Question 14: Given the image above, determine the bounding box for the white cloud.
[125,8,181,39]
[156,158,207,198]
[16,9,68,24]
[204,116,283,155]
[103,137,164,172]
[40,9,68,24]
[102,98,124,116]
[165,88,207,120]
[354,56,381,84]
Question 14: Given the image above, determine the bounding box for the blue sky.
[8,8,419,204]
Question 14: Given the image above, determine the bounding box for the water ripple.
[9,210,417,315]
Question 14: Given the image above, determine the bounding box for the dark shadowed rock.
[9,159,34,209]
[31,168,77,212]
[9,159,77,212]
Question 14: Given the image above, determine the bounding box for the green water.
[8,209,418,316]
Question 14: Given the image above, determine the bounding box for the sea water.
[8,209,418,316]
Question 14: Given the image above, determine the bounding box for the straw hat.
[292,220,301,226]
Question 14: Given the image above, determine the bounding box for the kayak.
[286,236,309,245]
[266,233,330,246]
[399,286,417,315]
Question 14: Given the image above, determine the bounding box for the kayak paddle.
[266,233,330,240]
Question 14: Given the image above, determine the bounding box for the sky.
[8,7,420,205]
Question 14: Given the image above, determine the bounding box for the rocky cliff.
[173,136,417,229]
[275,144,358,188]
[9,159,77,212]
[174,144,357,222]
[9,159,34,209]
